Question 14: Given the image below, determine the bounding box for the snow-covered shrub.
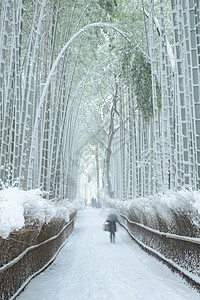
[99,189,200,237]
[0,188,85,239]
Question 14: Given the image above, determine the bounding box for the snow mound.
[98,188,200,235]
[0,188,84,239]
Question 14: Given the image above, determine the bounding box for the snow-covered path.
[17,208,200,300]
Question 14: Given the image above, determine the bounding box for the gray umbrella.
[107,213,118,222]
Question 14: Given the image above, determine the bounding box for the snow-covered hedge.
[0,187,85,239]
[98,189,200,237]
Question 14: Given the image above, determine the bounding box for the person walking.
[106,210,119,243]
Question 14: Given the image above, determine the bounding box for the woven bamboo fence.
[0,213,76,300]
[119,212,200,289]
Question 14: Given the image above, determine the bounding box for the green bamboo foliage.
[108,0,200,199]
[0,0,200,201]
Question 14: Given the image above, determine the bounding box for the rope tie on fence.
[118,211,200,244]
[118,211,200,290]
[0,214,76,300]
[0,215,75,273]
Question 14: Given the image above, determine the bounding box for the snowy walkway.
[17,208,200,300]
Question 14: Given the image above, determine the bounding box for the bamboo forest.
[0,0,200,200]
[1,1,200,299]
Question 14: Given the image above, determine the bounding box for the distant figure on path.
[91,197,97,207]
[106,210,119,243]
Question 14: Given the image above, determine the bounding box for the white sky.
[17,208,200,300]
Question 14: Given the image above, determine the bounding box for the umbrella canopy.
[107,213,118,222]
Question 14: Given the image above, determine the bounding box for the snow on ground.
[0,187,84,239]
[1,187,200,240]
[17,207,200,300]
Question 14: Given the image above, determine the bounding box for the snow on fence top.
[98,188,200,235]
[0,187,84,239]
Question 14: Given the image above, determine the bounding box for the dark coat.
[106,213,118,233]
